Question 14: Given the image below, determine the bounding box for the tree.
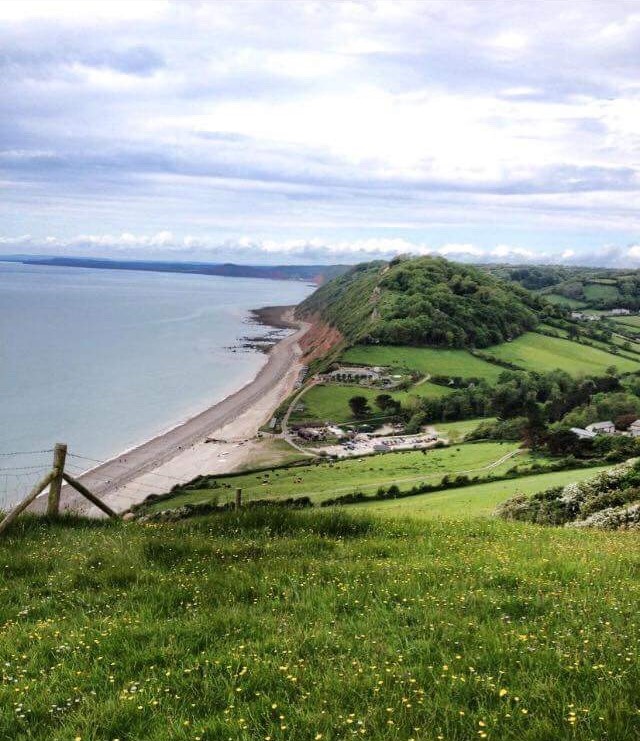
[349,395,371,418]
[375,394,395,411]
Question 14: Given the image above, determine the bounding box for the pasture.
[612,315,640,329]
[432,417,494,441]
[146,441,546,511]
[360,466,609,519]
[289,381,451,425]
[341,344,504,382]
[583,282,620,302]
[484,332,640,375]
[542,293,586,308]
[0,507,639,741]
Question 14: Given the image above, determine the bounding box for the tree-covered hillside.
[296,256,542,348]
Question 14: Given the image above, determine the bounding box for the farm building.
[609,308,631,316]
[629,420,640,438]
[297,427,325,441]
[328,366,382,382]
[570,427,597,440]
[586,421,616,435]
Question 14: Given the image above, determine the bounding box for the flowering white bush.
[567,503,640,530]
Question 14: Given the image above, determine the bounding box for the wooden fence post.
[47,443,67,517]
[235,488,242,510]
[0,470,56,537]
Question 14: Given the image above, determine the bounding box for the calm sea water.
[0,262,312,506]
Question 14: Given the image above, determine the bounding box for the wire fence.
[0,445,190,512]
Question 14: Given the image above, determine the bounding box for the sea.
[0,261,313,507]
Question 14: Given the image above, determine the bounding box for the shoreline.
[30,305,310,516]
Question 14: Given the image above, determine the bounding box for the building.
[585,421,616,435]
[629,420,640,438]
[570,427,597,440]
[297,427,325,441]
[328,365,382,382]
[609,308,631,316]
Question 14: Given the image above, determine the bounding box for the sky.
[1,0,639,267]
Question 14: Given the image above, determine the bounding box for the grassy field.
[485,332,640,375]
[360,466,609,519]
[612,315,640,329]
[146,442,547,511]
[583,282,620,302]
[432,417,495,442]
[542,293,586,308]
[341,345,504,382]
[289,382,451,425]
[1,508,639,741]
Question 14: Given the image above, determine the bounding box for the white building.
[585,421,616,435]
[328,366,381,382]
[609,308,631,316]
[629,420,640,438]
[570,427,597,440]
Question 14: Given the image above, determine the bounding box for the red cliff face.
[299,314,344,363]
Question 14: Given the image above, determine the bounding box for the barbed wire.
[0,449,53,457]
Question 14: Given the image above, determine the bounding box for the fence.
[0,443,118,537]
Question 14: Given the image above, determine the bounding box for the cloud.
[3,231,640,269]
[1,1,640,263]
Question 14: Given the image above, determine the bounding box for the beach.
[30,307,310,516]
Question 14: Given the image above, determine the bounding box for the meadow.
[612,315,640,330]
[432,418,494,442]
[359,466,610,519]
[0,509,639,741]
[583,282,620,302]
[541,293,586,308]
[484,332,640,375]
[146,442,548,512]
[289,382,452,425]
[340,345,504,382]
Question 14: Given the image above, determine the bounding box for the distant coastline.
[1,255,348,285]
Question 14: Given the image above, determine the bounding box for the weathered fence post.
[46,443,67,517]
[235,488,242,510]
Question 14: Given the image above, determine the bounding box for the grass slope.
[433,417,496,441]
[1,510,639,740]
[341,345,504,382]
[147,442,543,511]
[360,466,609,519]
[612,315,640,329]
[485,332,640,375]
[542,293,586,308]
[289,382,452,424]
[583,283,620,302]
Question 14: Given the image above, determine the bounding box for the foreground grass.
[341,345,503,383]
[1,510,639,740]
[485,332,640,375]
[146,442,534,511]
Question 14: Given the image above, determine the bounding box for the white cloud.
[1,1,640,261]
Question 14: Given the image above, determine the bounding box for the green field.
[1,506,639,741]
[432,417,494,441]
[289,381,451,424]
[360,466,609,519]
[341,344,504,382]
[542,293,586,308]
[147,441,536,511]
[485,332,640,375]
[583,282,620,302]
[612,315,640,329]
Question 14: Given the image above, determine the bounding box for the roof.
[570,427,596,439]
[586,421,615,431]
[630,420,640,428]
